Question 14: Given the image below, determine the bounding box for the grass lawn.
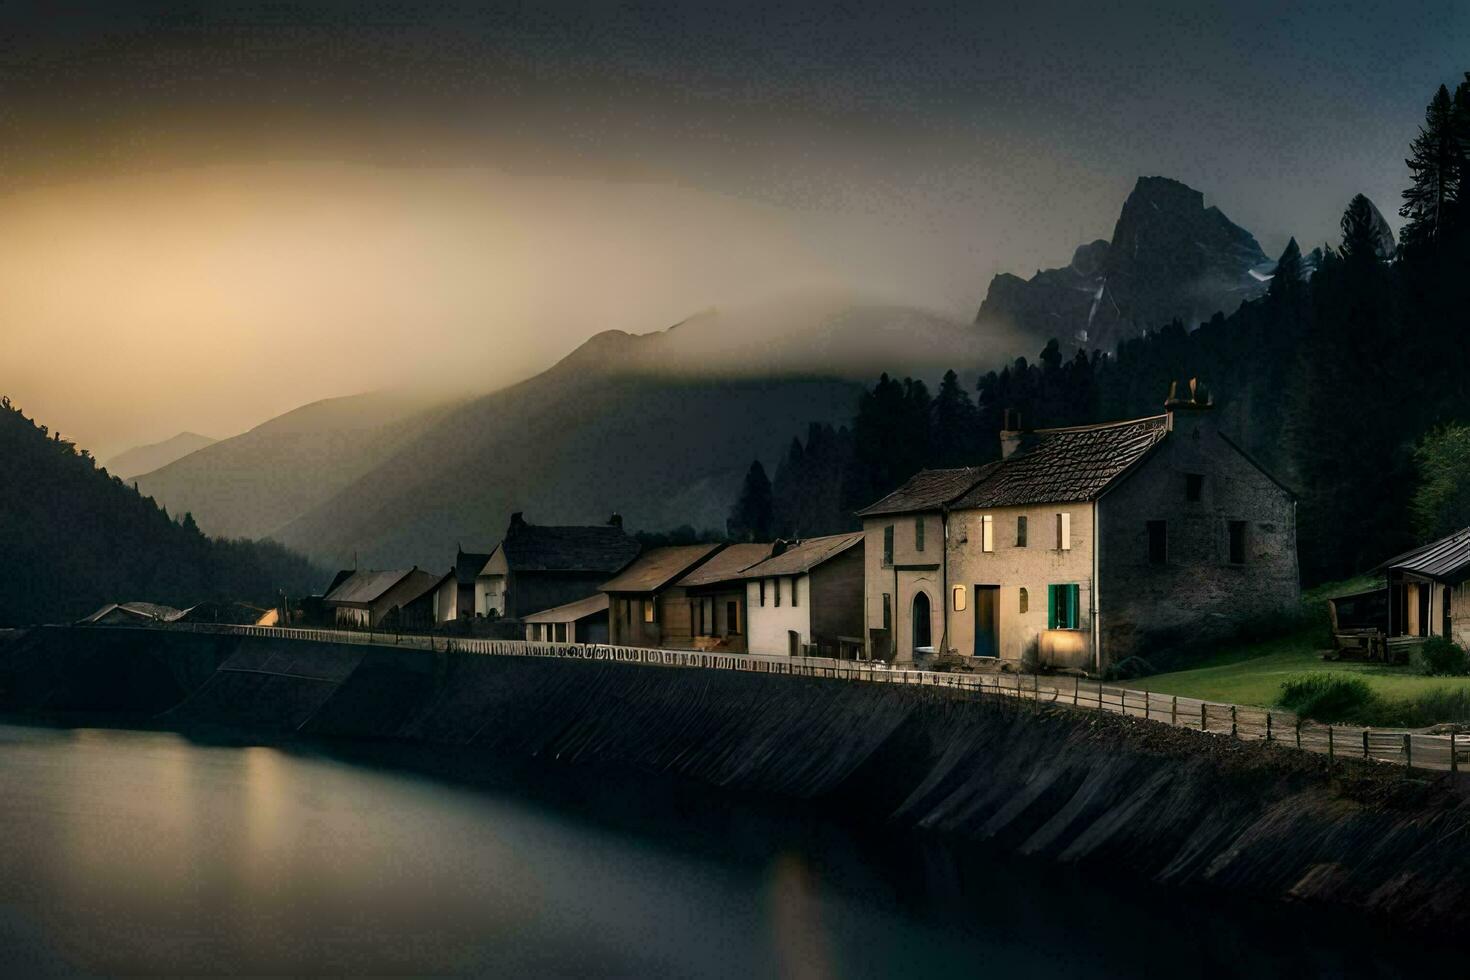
[1135,576,1470,725]
[1141,630,1470,709]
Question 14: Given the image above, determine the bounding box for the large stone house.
[474,513,640,621]
[857,390,1299,671]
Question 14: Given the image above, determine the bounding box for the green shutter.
[1047,585,1057,629]
[1066,584,1079,629]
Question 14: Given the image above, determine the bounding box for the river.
[0,720,1455,977]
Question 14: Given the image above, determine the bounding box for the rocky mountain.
[975,176,1273,352]
[104,431,217,481]
[132,390,457,541]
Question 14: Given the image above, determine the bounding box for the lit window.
[1019,587,1029,614]
[981,514,994,553]
[643,600,656,623]
[1057,512,1072,551]
[953,585,966,611]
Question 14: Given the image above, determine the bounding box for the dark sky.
[6,0,1467,256]
[3,1,1468,454]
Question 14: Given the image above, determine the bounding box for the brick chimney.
[508,512,526,531]
[1164,379,1214,437]
[1000,408,1026,459]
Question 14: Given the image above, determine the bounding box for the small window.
[981,514,994,553]
[1186,473,1203,502]
[1057,512,1072,551]
[915,516,925,552]
[883,525,894,566]
[1047,584,1080,629]
[882,593,892,629]
[1147,520,1167,565]
[643,600,656,623]
[700,597,715,636]
[554,622,567,643]
[759,580,766,607]
[1019,587,1029,614]
[1229,521,1247,565]
[790,577,799,606]
[726,600,740,634]
[953,585,967,611]
[773,578,781,607]
[1017,515,1028,547]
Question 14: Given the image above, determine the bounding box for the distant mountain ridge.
[976,176,1272,352]
[104,431,216,481]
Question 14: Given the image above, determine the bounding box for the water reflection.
[0,721,1457,977]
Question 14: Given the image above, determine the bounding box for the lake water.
[0,721,1455,977]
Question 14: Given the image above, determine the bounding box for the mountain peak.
[975,176,1270,351]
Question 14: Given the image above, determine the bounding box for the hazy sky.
[4,1,1468,458]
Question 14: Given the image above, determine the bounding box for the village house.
[323,567,440,629]
[432,548,492,624]
[1368,527,1470,651]
[474,513,640,620]
[523,593,610,644]
[858,385,1299,671]
[79,601,185,626]
[601,543,725,647]
[662,543,776,653]
[740,532,865,659]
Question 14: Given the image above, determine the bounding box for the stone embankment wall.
[3,626,1469,930]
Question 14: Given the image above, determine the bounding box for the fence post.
[1171,695,1178,727]
[1099,680,1104,711]
[1404,732,1412,771]
[1296,717,1302,749]
[1074,677,1079,707]
[1144,689,1150,720]
[1033,673,1039,702]
[1266,711,1272,742]
[1328,726,1335,773]
[1363,729,1370,761]
[1453,732,1460,777]
[1230,704,1237,738]
[1200,702,1207,732]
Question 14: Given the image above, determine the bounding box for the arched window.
[1019,587,1029,614]
[952,585,966,611]
[912,592,932,650]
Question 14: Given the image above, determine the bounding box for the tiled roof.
[523,592,610,623]
[954,416,1168,509]
[1375,526,1470,581]
[601,544,723,593]
[454,550,492,585]
[740,532,864,578]
[501,522,641,573]
[674,543,775,587]
[855,465,994,517]
[324,569,413,606]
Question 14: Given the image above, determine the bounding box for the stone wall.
[1098,409,1299,663]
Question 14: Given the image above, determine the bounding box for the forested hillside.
[755,72,1470,586]
[0,397,322,625]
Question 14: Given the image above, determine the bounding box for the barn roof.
[953,416,1169,509]
[498,521,641,573]
[324,569,413,606]
[522,592,610,624]
[740,532,863,578]
[80,601,185,624]
[454,549,492,585]
[601,544,723,593]
[1375,526,1470,581]
[674,543,775,587]
[854,465,994,518]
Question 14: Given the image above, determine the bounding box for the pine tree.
[931,369,981,467]
[1339,196,1382,264]
[727,460,773,541]
[1268,237,1303,303]
[1401,84,1460,250]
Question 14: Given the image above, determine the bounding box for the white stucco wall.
[745,575,812,656]
[433,577,458,623]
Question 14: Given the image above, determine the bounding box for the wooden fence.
[154,622,1465,775]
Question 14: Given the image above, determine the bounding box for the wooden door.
[974,585,999,658]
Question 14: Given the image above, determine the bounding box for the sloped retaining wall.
[5,626,1470,930]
